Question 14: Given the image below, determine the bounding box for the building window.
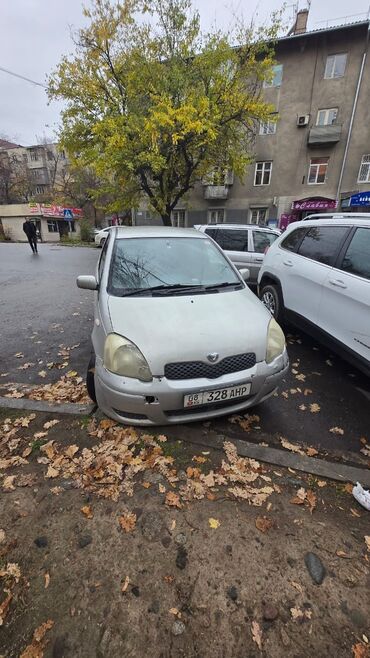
[358,154,370,183]
[47,150,54,161]
[259,120,277,135]
[254,162,272,186]
[250,208,268,225]
[208,209,225,224]
[171,210,186,227]
[29,150,39,161]
[324,53,347,79]
[263,64,283,88]
[308,157,329,184]
[316,108,338,126]
[47,220,59,233]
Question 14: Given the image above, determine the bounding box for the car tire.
[260,284,284,323]
[86,353,97,404]
[100,237,106,248]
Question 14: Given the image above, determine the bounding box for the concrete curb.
[0,396,95,416]
[182,432,370,487]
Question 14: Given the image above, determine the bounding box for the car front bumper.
[94,350,289,426]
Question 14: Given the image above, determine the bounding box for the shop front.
[279,197,337,230]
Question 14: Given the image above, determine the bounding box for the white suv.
[258,214,370,376]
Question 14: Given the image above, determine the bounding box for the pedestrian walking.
[23,218,38,253]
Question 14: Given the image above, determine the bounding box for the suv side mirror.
[239,268,250,282]
[76,275,98,290]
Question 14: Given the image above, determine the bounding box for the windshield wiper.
[203,281,242,291]
[117,284,205,297]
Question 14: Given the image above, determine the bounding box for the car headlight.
[266,318,285,364]
[103,333,153,382]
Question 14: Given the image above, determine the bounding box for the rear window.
[298,226,349,266]
[341,227,370,280]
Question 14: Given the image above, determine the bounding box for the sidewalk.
[0,408,369,658]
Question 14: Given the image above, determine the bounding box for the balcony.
[204,185,229,200]
[307,124,342,147]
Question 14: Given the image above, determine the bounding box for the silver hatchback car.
[77,227,288,426]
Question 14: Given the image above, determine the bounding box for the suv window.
[341,227,370,280]
[253,230,278,253]
[281,227,307,252]
[206,228,248,252]
[297,226,349,266]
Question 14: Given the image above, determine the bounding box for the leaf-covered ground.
[0,410,369,658]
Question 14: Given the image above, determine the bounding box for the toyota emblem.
[207,352,219,363]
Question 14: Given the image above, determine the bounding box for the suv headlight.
[103,333,153,382]
[266,318,285,364]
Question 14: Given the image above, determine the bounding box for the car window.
[204,228,218,241]
[252,231,278,254]
[108,237,240,295]
[281,227,307,252]
[297,226,349,266]
[340,227,370,280]
[98,234,110,281]
[211,229,249,252]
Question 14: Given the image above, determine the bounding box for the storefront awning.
[291,197,337,211]
[349,191,370,207]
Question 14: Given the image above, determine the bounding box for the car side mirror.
[239,268,250,282]
[76,275,98,290]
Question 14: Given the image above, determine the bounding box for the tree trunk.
[161,213,172,226]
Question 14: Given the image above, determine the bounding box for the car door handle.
[283,260,293,267]
[329,279,347,289]
[254,257,264,262]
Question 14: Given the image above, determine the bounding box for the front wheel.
[260,284,284,323]
[86,353,97,404]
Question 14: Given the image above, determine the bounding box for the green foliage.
[80,219,94,242]
[49,0,281,224]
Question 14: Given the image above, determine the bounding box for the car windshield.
[108,236,241,296]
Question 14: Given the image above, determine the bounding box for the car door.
[250,230,279,285]
[205,228,249,271]
[318,226,370,364]
[280,224,351,325]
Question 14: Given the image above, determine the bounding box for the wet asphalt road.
[1,242,369,465]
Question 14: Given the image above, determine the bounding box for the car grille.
[164,353,256,380]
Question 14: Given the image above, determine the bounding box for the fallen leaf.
[118,512,137,533]
[290,606,312,621]
[280,438,305,456]
[186,466,201,479]
[343,483,353,494]
[310,403,321,413]
[169,607,179,616]
[299,404,307,411]
[121,575,130,593]
[365,536,370,552]
[44,573,50,589]
[170,520,176,531]
[50,487,63,495]
[295,373,306,382]
[43,419,60,430]
[208,517,220,529]
[290,487,307,505]
[352,642,369,658]
[38,370,47,378]
[0,562,21,582]
[290,581,304,594]
[306,447,319,457]
[14,352,24,358]
[157,434,167,443]
[81,505,93,519]
[20,619,54,658]
[251,621,262,650]
[255,516,273,533]
[158,483,166,494]
[317,480,327,488]
[0,593,12,626]
[3,475,16,491]
[142,481,151,489]
[350,508,361,518]
[326,359,333,366]
[66,370,78,378]
[65,445,79,458]
[0,529,5,543]
[329,426,344,435]
[336,550,350,558]
[34,431,48,440]
[45,466,59,479]
[306,489,317,513]
[165,492,182,509]
[17,362,35,370]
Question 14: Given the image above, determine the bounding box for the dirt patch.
[0,412,369,657]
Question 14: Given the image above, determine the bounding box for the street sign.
[63,208,73,219]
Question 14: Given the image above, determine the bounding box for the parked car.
[94,226,114,247]
[77,226,288,425]
[258,215,370,376]
[195,224,280,288]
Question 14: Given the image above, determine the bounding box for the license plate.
[184,383,251,408]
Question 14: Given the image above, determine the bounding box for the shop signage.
[349,192,370,206]
[291,198,337,210]
[28,203,83,218]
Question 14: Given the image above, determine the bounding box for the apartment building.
[136,12,370,228]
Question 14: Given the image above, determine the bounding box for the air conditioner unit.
[297,114,310,127]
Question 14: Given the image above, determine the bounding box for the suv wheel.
[260,284,284,323]
[86,353,97,404]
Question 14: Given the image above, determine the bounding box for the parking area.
[1,242,369,465]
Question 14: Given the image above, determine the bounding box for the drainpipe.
[336,22,370,206]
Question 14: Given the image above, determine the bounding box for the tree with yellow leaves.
[49,0,280,225]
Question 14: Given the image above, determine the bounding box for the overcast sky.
[1,0,369,145]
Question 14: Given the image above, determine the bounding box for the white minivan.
[258,214,370,376]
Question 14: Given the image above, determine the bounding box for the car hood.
[107,288,271,375]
